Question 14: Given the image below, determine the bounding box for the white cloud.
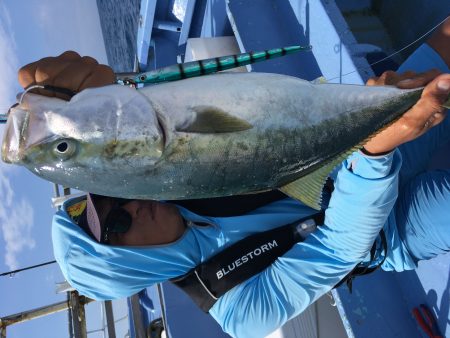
[0,166,36,270]
[0,3,20,114]
[0,5,34,269]
[30,0,108,63]
[0,124,36,271]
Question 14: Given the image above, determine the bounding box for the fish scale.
[2,72,449,210]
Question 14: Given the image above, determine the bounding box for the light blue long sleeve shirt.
[209,150,400,337]
[52,42,449,338]
[53,150,401,338]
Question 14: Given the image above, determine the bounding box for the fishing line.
[18,85,45,104]
[0,86,45,125]
[0,259,57,277]
[326,15,450,83]
[1,85,77,125]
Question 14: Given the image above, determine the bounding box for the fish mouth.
[1,107,29,164]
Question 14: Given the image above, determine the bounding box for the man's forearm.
[210,150,401,338]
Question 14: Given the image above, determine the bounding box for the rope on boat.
[327,15,450,82]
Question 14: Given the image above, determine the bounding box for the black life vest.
[171,190,387,313]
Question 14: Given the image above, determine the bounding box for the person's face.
[99,199,185,246]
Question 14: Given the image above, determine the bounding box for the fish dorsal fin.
[279,145,361,210]
[176,106,253,133]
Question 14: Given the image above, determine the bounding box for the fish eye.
[52,139,77,160]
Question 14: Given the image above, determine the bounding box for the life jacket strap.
[334,229,387,292]
[171,212,386,313]
[170,212,325,312]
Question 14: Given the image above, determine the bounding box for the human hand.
[18,51,115,100]
[362,70,450,155]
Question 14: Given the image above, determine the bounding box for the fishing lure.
[117,45,312,85]
[1,46,310,125]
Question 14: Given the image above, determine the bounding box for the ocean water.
[96,0,141,72]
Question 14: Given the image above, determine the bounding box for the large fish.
[2,72,449,209]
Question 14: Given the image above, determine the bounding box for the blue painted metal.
[154,20,182,32]
[200,0,233,38]
[0,114,7,124]
[374,1,450,61]
[336,270,422,337]
[136,0,157,70]
[226,0,321,81]
[127,288,163,338]
[331,289,356,338]
[178,0,235,61]
[126,297,140,337]
[161,282,231,338]
[178,0,196,47]
[137,0,207,70]
[395,253,450,337]
[338,257,450,337]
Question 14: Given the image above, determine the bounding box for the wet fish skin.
[1,72,423,206]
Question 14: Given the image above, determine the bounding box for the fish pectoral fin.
[176,106,253,133]
[279,144,362,210]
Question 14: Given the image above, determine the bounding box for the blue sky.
[0,1,127,337]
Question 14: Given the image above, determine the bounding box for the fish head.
[2,85,165,192]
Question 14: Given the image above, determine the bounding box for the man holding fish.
[6,18,450,338]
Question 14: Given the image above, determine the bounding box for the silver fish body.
[2,72,421,205]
